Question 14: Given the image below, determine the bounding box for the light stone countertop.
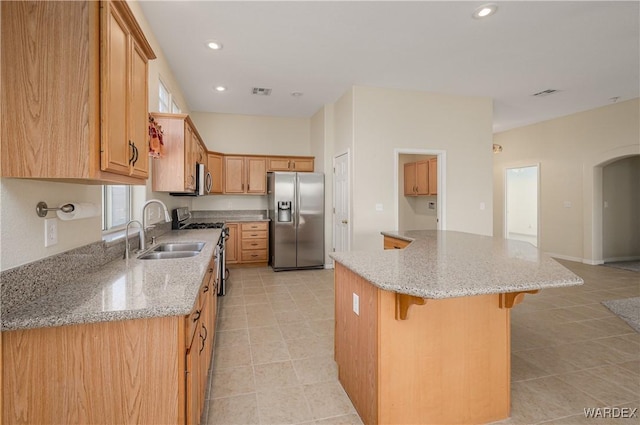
[2,229,221,331]
[330,230,583,299]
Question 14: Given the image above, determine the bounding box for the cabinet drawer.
[241,239,268,250]
[241,250,268,262]
[241,222,268,231]
[242,230,267,240]
[383,236,411,250]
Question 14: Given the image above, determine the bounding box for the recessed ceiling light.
[214,86,227,92]
[206,40,223,50]
[472,3,498,19]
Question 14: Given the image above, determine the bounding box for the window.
[102,185,131,231]
[159,78,181,113]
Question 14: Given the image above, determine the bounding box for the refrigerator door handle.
[295,173,301,228]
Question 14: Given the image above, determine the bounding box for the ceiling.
[139,1,639,133]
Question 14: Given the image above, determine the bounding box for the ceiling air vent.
[251,87,272,96]
[532,89,560,97]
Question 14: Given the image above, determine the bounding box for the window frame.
[102,185,132,232]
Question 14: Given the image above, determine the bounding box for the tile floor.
[201,260,639,425]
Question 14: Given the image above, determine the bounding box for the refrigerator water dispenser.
[277,201,292,222]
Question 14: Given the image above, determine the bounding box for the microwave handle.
[205,172,212,194]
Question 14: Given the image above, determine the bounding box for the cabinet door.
[246,157,266,194]
[292,158,314,172]
[404,162,417,196]
[267,157,291,171]
[101,3,131,176]
[208,153,223,194]
[428,158,438,195]
[224,157,245,193]
[128,40,149,178]
[184,124,196,190]
[185,339,200,425]
[416,160,429,195]
[226,223,239,264]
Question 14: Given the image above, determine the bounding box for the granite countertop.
[2,229,221,331]
[330,230,583,299]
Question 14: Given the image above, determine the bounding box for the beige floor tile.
[304,381,356,420]
[553,340,637,369]
[276,309,308,325]
[211,365,255,399]
[217,312,248,331]
[315,414,363,425]
[512,347,583,375]
[249,325,284,345]
[257,386,314,425]
[214,342,252,369]
[558,368,638,406]
[215,328,250,347]
[511,352,553,382]
[253,360,300,390]
[280,321,314,340]
[218,304,247,318]
[207,393,259,425]
[583,317,637,337]
[308,319,334,337]
[286,335,333,359]
[271,299,301,313]
[247,310,278,328]
[292,355,338,385]
[618,360,640,374]
[245,294,270,305]
[251,339,291,364]
[585,364,640,393]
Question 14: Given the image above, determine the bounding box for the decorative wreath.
[148,115,164,158]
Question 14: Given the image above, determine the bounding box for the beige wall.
[602,155,640,261]
[348,86,493,251]
[0,2,190,271]
[493,98,640,263]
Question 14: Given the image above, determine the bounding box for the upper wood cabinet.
[151,113,207,193]
[404,158,437,196]
[207,153,223,194]
[224,156,266,194]
[266,156,314,172]
[0,0,155,184]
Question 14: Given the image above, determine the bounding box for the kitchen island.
[330,230,583,425]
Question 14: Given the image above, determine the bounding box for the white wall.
[347,86,493,251]
[602,155,640,261]
[505,166,538,237]
[493,98,640,263]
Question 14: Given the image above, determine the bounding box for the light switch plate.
[375,203,383,212]
[45,218,58,247]
[352,293,359,316]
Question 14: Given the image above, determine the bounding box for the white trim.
[545,252,586,263]
[393,148,446,231]
[324,263,335,270]
[603,256,640,263]
[333,149,351,253]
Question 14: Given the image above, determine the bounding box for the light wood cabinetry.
[2,250,219,425]
[223,156,266,194]
[266,156,314,172]
[383,236,411,250]
[225,223,239,264]
[403,157,437,196]
[240,222,269,264]
[151,113,207,193]
[0,0,155,184]
[207,153,224,194]
[334,263,511,425]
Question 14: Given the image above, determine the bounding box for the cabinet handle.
[132,143,139,166]
[203,285,209,293]
[208,267,214,273]
[250,234,258,237]
[193,310,201,322]
[129,141,135,164]
[288,160,291,169]
[200,324,208,353]
[292,161,296,169]
[394,246,402,249]
[251,243,258,246]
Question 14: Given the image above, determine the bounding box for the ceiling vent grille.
[532,89,559,97]
[252,87,272,96]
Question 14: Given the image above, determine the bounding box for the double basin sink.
[138,242,205,260]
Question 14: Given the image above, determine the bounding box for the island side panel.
[334,263,379,425]
[377,291,511,424]
[2,316,183,424]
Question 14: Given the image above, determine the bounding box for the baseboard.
[604,256,640,263]
[545,252,586,264]
[583,259,605,266]
[324,263,335,270]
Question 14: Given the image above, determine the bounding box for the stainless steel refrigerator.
[268,172,324,271]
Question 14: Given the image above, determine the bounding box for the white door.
[333,152,350,253]
[505,165,539,247]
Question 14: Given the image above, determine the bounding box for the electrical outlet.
[375,203,383,212]
[480,202,486,210]
[44,218,58,247]
[353,293,359,316]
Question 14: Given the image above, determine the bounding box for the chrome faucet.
[141,199,172,247]
[124,220,144,260]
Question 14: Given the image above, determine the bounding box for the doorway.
[505,165,539,247]
[333,151,350,253]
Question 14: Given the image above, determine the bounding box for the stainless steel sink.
[138,250,200,260]
[151,242,205,252]
[136,242,205,260]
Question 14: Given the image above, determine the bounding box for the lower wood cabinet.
[226,222,269,266]
[383,236,411,250]
[2,256,219,425]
